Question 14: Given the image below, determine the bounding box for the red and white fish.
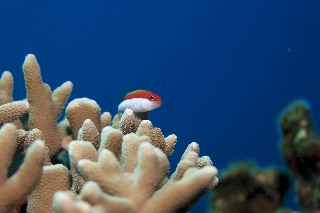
[118,89,162,113]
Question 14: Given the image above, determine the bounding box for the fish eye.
[149,95,154,100]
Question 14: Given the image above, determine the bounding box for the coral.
[0,71,14,104]
[66,98,101,140]
[210,162,289,213]
[210,100,320,213]
[27,164,70,212]
[54,141,217,213]
[60,125,217,213]
[99,126,123,160]
[0,54,218,213]
[100,112,112,128]
[279,100,320,212]
[117,108,141,134]
[0,124,45,213]
[0,101,29,125]
[69,140,98,193]
[0,71,24,129]
[136,120,177,158]
[23,54,73,157]
[78,119,100,149]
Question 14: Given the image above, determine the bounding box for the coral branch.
[0,124,45,212]
[80,182,134,213]
[52,81,73,121]
[66,98,101,139]
[23,54,72,157]
[53,192,91,213]
[28,164,70,212]
[69,141,98,193]
[0,101,29,125]
[0,71,14,104]
[143,167,217,213]
[78,119,100,149]
[99,126,123,160]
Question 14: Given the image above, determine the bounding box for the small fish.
[118,89,162,113]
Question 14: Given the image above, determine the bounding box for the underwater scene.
[1,0,320,212]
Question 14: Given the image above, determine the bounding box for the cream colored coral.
[27,164,70,213]
[66,98,101,139]
[0,54,219,213]
[0,71,25,129]
[119,109,141,134]
[78,119,100,149]
[99,126,123,160]
[23,54,73,157]
[24,128,51,166]
[54,125,217,213]
[121,133,151,172]
[53,191,92,213]
[15,129,26,155]
[69,141,98,193]
[0,71,14,104]
[136,120,177,157]
[0,101,29,125]
[165,142,218,211]
[101,112,112,128]
[53,142,217,213]
[0,124,45,213]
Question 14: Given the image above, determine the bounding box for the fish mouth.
[142,101,161,112]
[152,101,162,109]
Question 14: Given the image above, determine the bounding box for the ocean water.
[1,0,320,212]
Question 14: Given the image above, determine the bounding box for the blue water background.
[1,1,320,212]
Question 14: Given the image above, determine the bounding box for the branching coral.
[54,141,217,213]
[61,123,217,213]
[0,124,45,213]
[0,54,218,213]
[0,101,29,125]
[23,54,73,157]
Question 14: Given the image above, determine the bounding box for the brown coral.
[210,162,289,213]
[27,164,70,213]
[54,141,218,213]
[52,121,218,213]
[279,100,320,211]
[66,98,101,139]
[0,71,14,104]
[23,54,73,157]
[0,124,45,213]
[0,101,29,125]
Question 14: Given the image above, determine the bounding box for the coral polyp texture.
[0,54,218,213]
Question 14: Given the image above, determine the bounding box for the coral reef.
[279,100,320,212]
[210,162,290,213]
[210,100,320,213]
[0,54,218,213]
